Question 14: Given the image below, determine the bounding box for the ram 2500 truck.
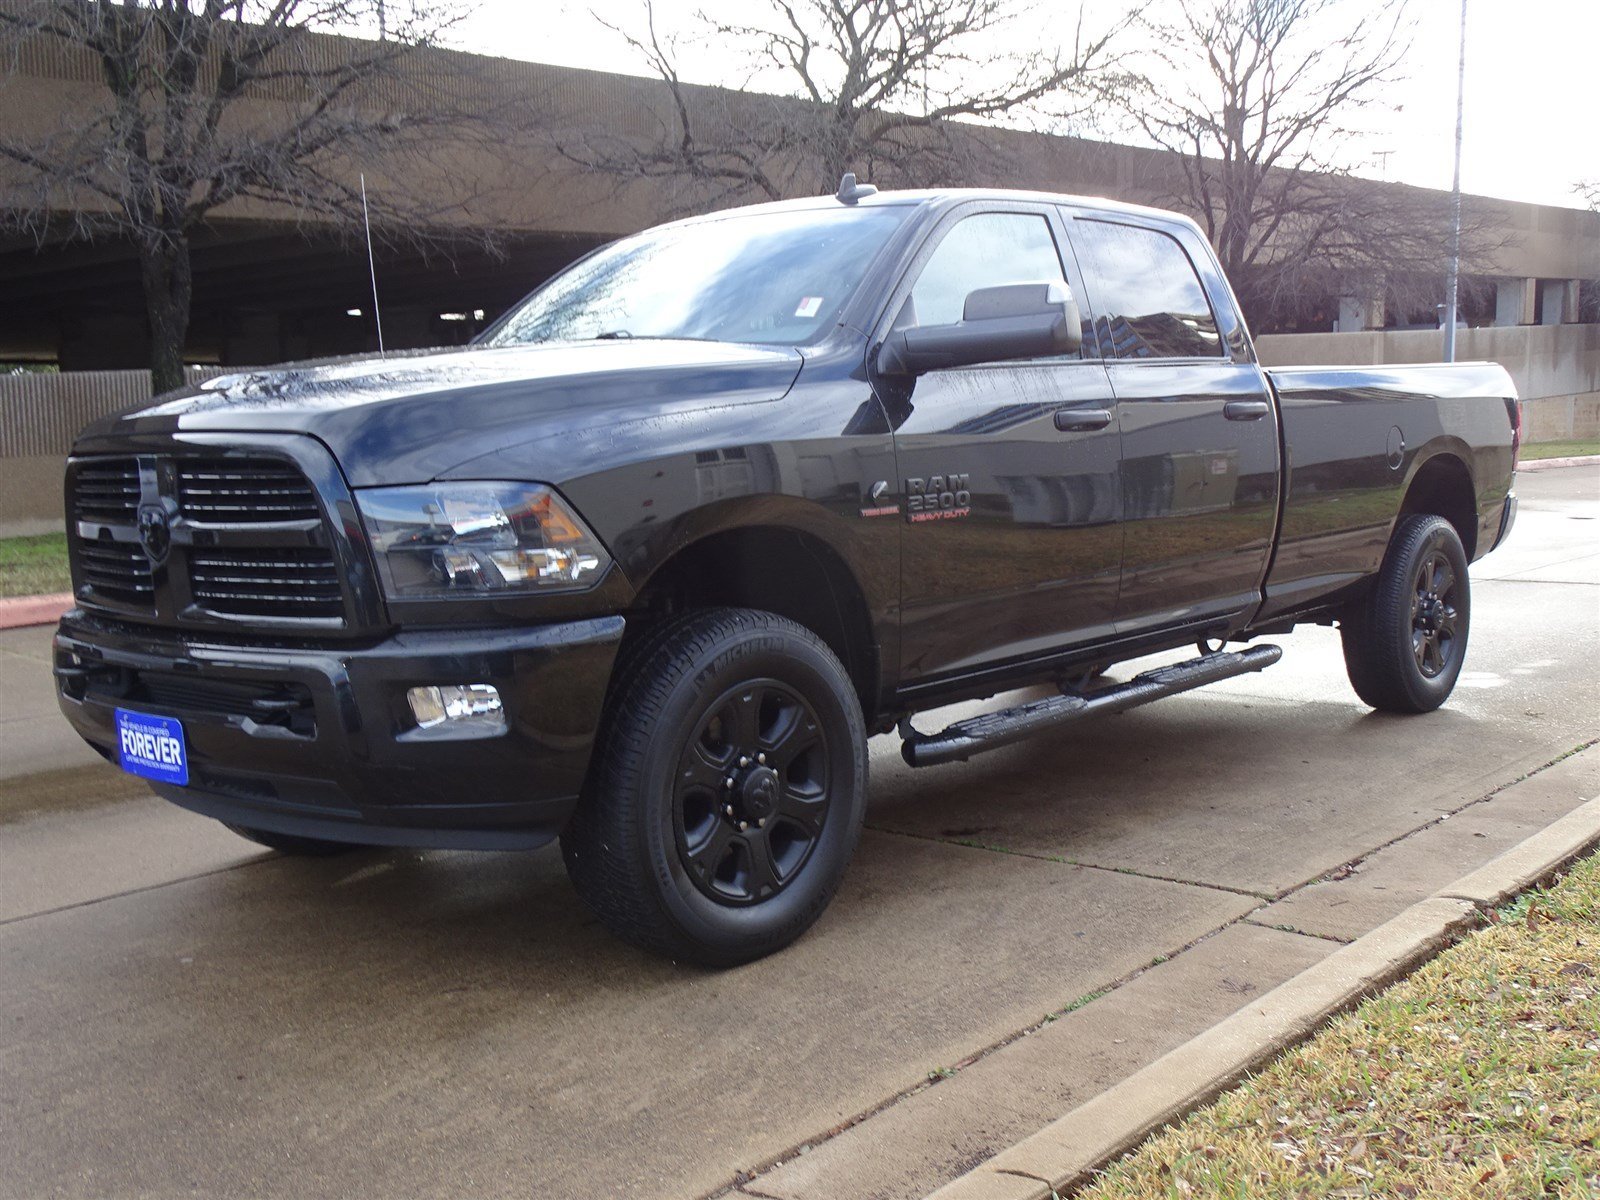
[55,183,1520,964]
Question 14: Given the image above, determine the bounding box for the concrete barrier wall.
[1255,324,1600,443]
[1,328,1595,534]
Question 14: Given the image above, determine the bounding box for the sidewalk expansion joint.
[1482,577,1598,587]
[1240,917,1351,945]
[0,854,278,929]
[864,824,1271,899]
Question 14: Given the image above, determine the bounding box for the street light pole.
[1444,0,1468,362]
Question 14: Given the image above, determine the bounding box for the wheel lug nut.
[739,821,749,831]
[757,818,766,828]
[725,777,735,789]
[757,752,766,764]
[724,804,734,817]
[738,756,750,768]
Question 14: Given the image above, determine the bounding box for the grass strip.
[1079,851,1600,1199]
[0,532,70,598]
[1522,439,1600,461]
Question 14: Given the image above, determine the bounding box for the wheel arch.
[627,521,884,721]
[1399,449,1477,560]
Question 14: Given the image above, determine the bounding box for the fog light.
[405,684,506,739]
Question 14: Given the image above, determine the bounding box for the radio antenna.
[360,172,386,356]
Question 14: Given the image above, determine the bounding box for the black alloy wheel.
[1410,549,1462,678]
[674,680,831,905]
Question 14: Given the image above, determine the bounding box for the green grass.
[1080,851,1600,1199]
[1522,438,1600,461]
[0,532,71,597]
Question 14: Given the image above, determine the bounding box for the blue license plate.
[114,708,189,786]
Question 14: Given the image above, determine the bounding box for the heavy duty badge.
[905,474,971,522]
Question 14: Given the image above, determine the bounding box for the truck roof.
[658,187,1203,234]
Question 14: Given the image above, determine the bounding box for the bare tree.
[1112,0,1493,331]
[0,0,503,390]
[562,0,1128,210]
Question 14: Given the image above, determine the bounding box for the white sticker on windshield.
[794,296,824,318]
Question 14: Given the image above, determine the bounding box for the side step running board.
[900,644,1283,768]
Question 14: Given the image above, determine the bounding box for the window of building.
[1071,221,1224,359]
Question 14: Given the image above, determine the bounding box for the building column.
[1494,278,1536,326]
[1539,279,1581,325]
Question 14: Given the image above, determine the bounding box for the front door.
[881,204,1122,684]
[1063,214,1280,634]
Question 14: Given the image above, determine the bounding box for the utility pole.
[1444,0,1467,362]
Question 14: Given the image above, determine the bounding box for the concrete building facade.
[1,31,1597,371]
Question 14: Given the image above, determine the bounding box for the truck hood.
[77,340,805,487]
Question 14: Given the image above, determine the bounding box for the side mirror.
[877,281,1082,376]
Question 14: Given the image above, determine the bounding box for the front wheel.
[1341,513,1471,713]
[561,608,867,966]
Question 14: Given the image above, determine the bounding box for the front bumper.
[55,611,625,850]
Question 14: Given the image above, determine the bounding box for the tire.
[223,823,362,857]
[561,607,867,966]
[1341,513,1471,713]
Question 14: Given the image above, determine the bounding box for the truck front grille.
[189,548,345,618]
[66,449,363,630]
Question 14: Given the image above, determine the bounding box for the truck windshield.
[482,206,909,348]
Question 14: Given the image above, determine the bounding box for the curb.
[925,793,1600,1200]
[0,592,72,631]
[1518,454,1599,472]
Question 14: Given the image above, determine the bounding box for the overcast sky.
[449,0,1598,211]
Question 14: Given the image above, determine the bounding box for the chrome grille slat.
[176,459,320,523]
[71,457,141,522]
[188,545,344,618]
[75,540,154,604]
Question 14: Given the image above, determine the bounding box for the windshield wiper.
[594,330,633,340]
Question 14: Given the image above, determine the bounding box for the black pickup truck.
[55,183,1520,964]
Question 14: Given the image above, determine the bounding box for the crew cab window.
[1071,220,1224,359]
[906,213,1080,358]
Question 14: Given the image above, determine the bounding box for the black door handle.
[1224,400,1271,421]
[1054,408,1113,432]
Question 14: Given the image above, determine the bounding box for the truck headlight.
[357,482,609,598]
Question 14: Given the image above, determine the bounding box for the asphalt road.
[2,464,1596,1200]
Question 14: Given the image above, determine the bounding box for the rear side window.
[1071,220,1224,359]
[909,212,1064,316]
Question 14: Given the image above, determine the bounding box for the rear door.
[1062,211,1280,635]
[880,202,1122,683]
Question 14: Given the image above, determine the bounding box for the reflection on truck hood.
[78,339,806,487]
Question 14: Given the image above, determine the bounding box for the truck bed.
[1258,360,1518,624]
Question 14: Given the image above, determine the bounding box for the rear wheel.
[1341,513,1471,713]
[561,607,867,966]
[223,823,360,857]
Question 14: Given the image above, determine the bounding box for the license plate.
[114,708,189,786]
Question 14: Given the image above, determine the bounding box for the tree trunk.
[139,234,194,394]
